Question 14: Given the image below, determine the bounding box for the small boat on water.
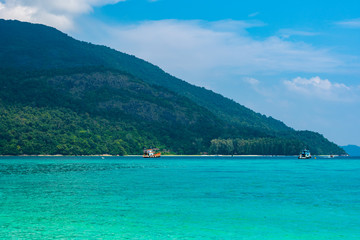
[298,149,311,159]
[143,148,161,158]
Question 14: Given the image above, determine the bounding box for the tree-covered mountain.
[0,19,346,155]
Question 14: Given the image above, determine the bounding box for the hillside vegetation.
[0,19,346,155]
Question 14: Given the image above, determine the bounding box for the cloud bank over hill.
[0,0,122,30]
[284,76,357,102]
[83,19,344,87]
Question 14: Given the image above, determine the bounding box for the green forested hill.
[0,68,227,155]
[0,19,288,133]
[0,19,346,155]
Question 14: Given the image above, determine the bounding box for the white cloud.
[83,19,344,87]
[284,76,354,101]
[209,19,265,32]
[243,77,260,86]
[278,29,320,38]
[248,12,260,18]
[336,18,360,28]
[0,0,123,30]
[242,77,279,99]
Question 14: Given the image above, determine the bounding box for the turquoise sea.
[1,156,359,239]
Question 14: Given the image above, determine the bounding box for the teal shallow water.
[0,156,359,239]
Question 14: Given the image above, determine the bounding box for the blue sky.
[1,0,360,146]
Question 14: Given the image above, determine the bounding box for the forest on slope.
[0,19,346,155]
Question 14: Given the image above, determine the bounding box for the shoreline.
[0,154,343,157]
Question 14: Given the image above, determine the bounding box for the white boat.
[143,148,161,158]
[298,149,311,159]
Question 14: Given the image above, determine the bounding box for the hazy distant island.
[0,19,346,156]
[342,145,360,156]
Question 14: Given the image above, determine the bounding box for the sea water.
[0,156,359,239]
